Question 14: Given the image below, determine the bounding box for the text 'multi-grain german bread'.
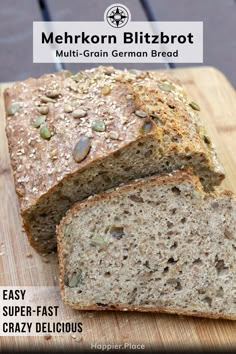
[57,170,236,320]
[4,67,224,253]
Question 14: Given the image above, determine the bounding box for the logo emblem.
[104,4,131,28]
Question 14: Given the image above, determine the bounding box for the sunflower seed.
[37,106,49,115]
[41,95,56,104]
[189,101,200,111]
[203,135,211,145]
[135,110,147,118]
[104,68,114,76]
[90,235,107,247]
[72,109,87,119]
[64,104,73,113]
[141,120,154,134]
[109,131,119,140]
[110,226,124,240]
[45,89,60,98]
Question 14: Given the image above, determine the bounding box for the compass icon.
[105,4,130,28]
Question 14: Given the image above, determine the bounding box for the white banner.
[33,21,203,64]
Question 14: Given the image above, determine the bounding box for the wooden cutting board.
[0,67,236,350]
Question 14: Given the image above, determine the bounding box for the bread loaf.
[57,170,236,320]
[4,67,224,253]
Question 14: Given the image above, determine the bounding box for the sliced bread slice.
[57,170,236,320]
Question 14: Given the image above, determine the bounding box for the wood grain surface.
[0,67,236,350]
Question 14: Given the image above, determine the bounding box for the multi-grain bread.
[4,67,224,253]
[57,170,236,320]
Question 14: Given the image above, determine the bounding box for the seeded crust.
[57,170,236,320]
[4,67,224,253]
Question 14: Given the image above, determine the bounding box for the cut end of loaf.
[57,170,236,319]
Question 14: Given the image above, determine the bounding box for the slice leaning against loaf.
[57,170,236,320]
[4,66,224,253]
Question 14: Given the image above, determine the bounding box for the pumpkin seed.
[45,89,60,98]
[40,125,51,139]
[157,83,174,92]
[38,105,49,115]
[7,102,21,115]
[68,271,82,288]
[64,104,73,113]
[189,101,200,111]
[109,131,119,140]
[32,115,46,128]
[72,109,87,119]
[92,120,106,132]
[135,110,147,118]
[73,136,91,163]
[101,85,111,96]
[41,95,56,104]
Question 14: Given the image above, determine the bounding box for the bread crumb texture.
[58,171,236,319]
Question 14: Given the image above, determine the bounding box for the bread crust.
[58,168,232,225]
[5,67,224,213]
[5,66,225,253]
[63,303,236,321]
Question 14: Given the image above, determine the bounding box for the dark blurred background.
[0,0,235,86]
